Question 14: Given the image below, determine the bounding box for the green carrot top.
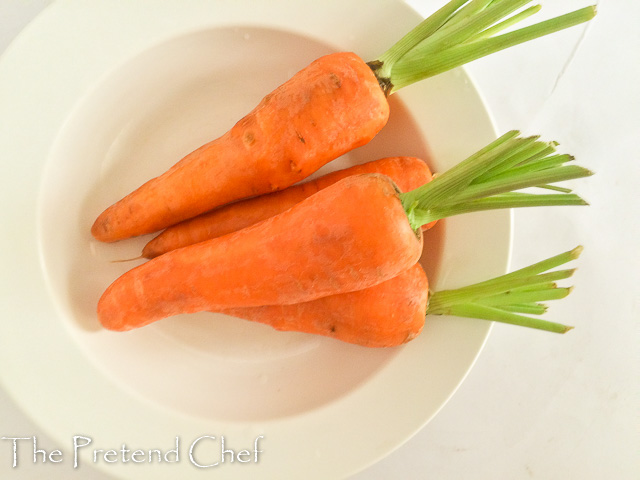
[400,130,593,231]
[427,246,583,333]
[368,0,597,94]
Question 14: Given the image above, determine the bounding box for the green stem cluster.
[400,130,593,231]
[371,0,596,94]
[427,246,583,333]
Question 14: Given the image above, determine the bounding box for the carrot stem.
[409,193,587,225]
[436,303,573,333]
[371,0,596,93]
[470,4,541,41]
[499,303,548,315]
[399,131,593,231]
[537,184,573,194]
[426,246,582,333]
[474,286,573,306]
[374,0,468,71]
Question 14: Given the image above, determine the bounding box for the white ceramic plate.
[0,1,509,478]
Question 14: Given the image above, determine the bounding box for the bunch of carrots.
[93,0,596,348]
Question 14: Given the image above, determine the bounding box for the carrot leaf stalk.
[426,246,583,333]
[400,130,593,231]
[370,0,597,94]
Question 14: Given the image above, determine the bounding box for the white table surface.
[1,1,637,479]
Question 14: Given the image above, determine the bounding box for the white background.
[0,1,637,479]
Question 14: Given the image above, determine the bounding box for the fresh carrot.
[99,173,422,331]
[91,1,596,242]
[141,156,435,259]
[97,131,592,331]
[92,52,387,242]
[220,247,583,348]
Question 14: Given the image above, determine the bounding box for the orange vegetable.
[224,263,430,348]
[142,156,435,259]
[221,247,582,347]
[92,52,387,242]
[91,2,595,242]
[98,174,422,331]
[97,132,591,333]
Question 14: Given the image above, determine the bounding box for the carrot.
[97,131,592,331]
[141,156,435,259]
[221,247,583,348]
[92,52,387,242]
[98,173,422,330]
[91,1,596,242]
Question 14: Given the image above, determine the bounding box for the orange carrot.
[102,247,582,347]
[92,52,388,242]
[98,174,422,331]
[220,247,582,347]
[97,132,592,332]
[142,156,435,259]
[91,2,595,242]
[225,264,430,348]
[103,261,428,345]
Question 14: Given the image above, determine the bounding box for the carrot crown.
[369,0,596,94]
[427,246,583,333]
[399,130,593,231]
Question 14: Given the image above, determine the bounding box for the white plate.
[0,1,509,478]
